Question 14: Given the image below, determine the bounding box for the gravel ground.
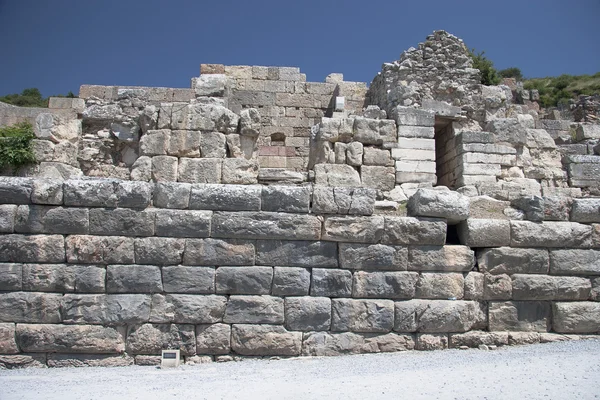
[1,340,600,400]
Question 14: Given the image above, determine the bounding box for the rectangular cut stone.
[458,219,510,247]
[552,302,600,333]
[382,217,446,245]
[63,180,118,207]
[126,323,196,356]
[311,268,352,297]
[488,301,550,332]
[395,161,436,173]
[397,138,435,150]
[397,126,434,139]
[448,331,509,348]
[0,263,22,290]
[458,163,501,176]
[0,292,61,323]
[189,184,261,211]
[0,177,33,204]
[331,299,394,333]
[512,274,591,300]
[272,267,310,296]
[16,324,125,353]
[409,246,474,272]
[155,209,212,237]
[394,300,486,333]
[0,234,65,263]
[454,131,495,144]
[178,158,222,184]
[154,182,191,209]
[196,323,231,355]
[0,323,18,354]
[115,181,153,208]
[62,294,151,325]
[391,106,435,127]
[134,237,185,265]
[89,209,155,236]
[15,205,89,235]
[261,186,311,213]
[224,295,284,324]
[231,325,301,356]
[352,271,419,299]
[461,152,516,166]
[162,266,215,293]
[256,240,338,268]
[285,297,332,331]
[360,166,396,191]
[107,265,163,293]
[415,273,464,299]
[150,294,227,324]
[391,148,435,161]
[571,199,600,223]
[510,221,592,248]
[0,204,17,233]
[66,235,135,264]
[22,264,78,292]
[212,211,321,240]
[183,238,255,266]
[477,247,549,275]
[339,243,407,271]
[459,143,517,155]
[312,186,376,216]
[549,249,600,275]
[216,266,273,295]
[322,216,384,243]
[301,331,415,356]
[47,354,134,368]
[395,172,437,184]
[0,354,47,368]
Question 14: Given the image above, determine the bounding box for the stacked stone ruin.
[0,30,599,368]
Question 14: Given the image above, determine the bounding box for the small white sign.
[161,349,181,368]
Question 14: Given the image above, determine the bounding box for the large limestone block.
[416,334,448,350]
[150,294,227,324]
[21,264,105,293]
[311,268,352,297]
[134,237,185,265]
[331,299,394,333]
[397,126,435,139]
[107,265,163,293]
[115,181,154,208]
[212,211,321,240]
[89,209,155,237]
[66,235,135,264]
[224,295,284,324]
[457,219,510,247]
[362,147,392,166]
[162,266,215,294]
[152,155,179,182]
[47,354,133,368]
[62,294,151,325]
[183,238,255,266]
[415,273,464,299]
[16,324,125,353]
[409,246,474,272]
[390,106,435,127]
[256,240,338,268]
[154,182,191,209]
[221,159,258,184]
[312,186,375,215]
[126,324,196,356]
[196,323,231,355]
[448,331,509,348]
[0,234,65,263]
[488,301,550,332]
[575,123,600,141]
[510,221,592,248]
[477,247,549,275]
[301,331,414,356]
[0,323,18,354]
[231,325,301,356]
[322,216,384,243]
[194,74,227,97]
[352,271,419,299]
[216,266,273,295]
[314,164,361,187]
[571,199,600,223]
[178,158,222,184]
[171,103,239,134]
[189,184,261,211]
[339,243,408,271]
[199,131,227,158]
[15,205,88,235]
[0,204,17,233]
[407,189,470,224]
[0,177,33,204]
[382,217,446,245]
[139,130,169,156]
[353,118,397,144]
[166,130,200,157]
[550,249,600,275]
[261,185,311,213]
[552,302,600,333]
[63,179,118,207]
[512,274,591,300]
[0,264,22,290]
[272,267,310,296]
[239,108,261,137]
[285,297,331,331]
[360,166,396,191]
[394,300,486,333]
[0,292,61,323]
[155,209,212,237]
[483,273,512,300]
[484,118,527,145]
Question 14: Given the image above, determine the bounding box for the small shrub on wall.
[0,122,37,172]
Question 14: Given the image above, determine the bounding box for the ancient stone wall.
[0,178,599,368]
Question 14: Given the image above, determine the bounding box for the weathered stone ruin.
[0,30,599,368]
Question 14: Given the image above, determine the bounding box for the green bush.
[498,67,523,81]
[469,49,501,86]
[0,122,37,172]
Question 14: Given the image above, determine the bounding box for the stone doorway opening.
[434,117,457,188]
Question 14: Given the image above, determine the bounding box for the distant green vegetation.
[0,122,37,172]
[468,49,501,86]
[0,88,76,108]
[523,73,600,108]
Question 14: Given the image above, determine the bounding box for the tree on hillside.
[0,88,77,108]
[468,49,501,86]
[499,67,523,81]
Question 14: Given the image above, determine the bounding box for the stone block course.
[89,208,155,237]
[212,211,321,240]
[134,237,185,265]
[352,271,419,299]
[0,292,62,323]
[409,246,474,272]
[183,238,255,266]
[322,216,384,243]
[261,185,311,213]
[512,274,591,300]
[224,295,284,324]
[15,205,89,235]
[382,217,446,245]
[332,299,394,333]
[339,243,407,271]
[107,265,163,293]
[62,294,151,325]
[16,324,125,353]
[510,221,592,248]
[477,247,549,275]
[311,268,352,297]
[215,266,273,295]
[256,240,338,268]
[394,300,486,333]
[155,209,212,237]
[285,297,331,331]
[162,266,215,294]
[552,302,600,333]
[66,235,135,264]
[488,301,550,332]
[0,234,65,263]
[150,294,227,324]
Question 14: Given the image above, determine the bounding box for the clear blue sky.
[0,0,598,97]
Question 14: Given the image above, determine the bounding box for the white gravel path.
[1,340,600,400]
